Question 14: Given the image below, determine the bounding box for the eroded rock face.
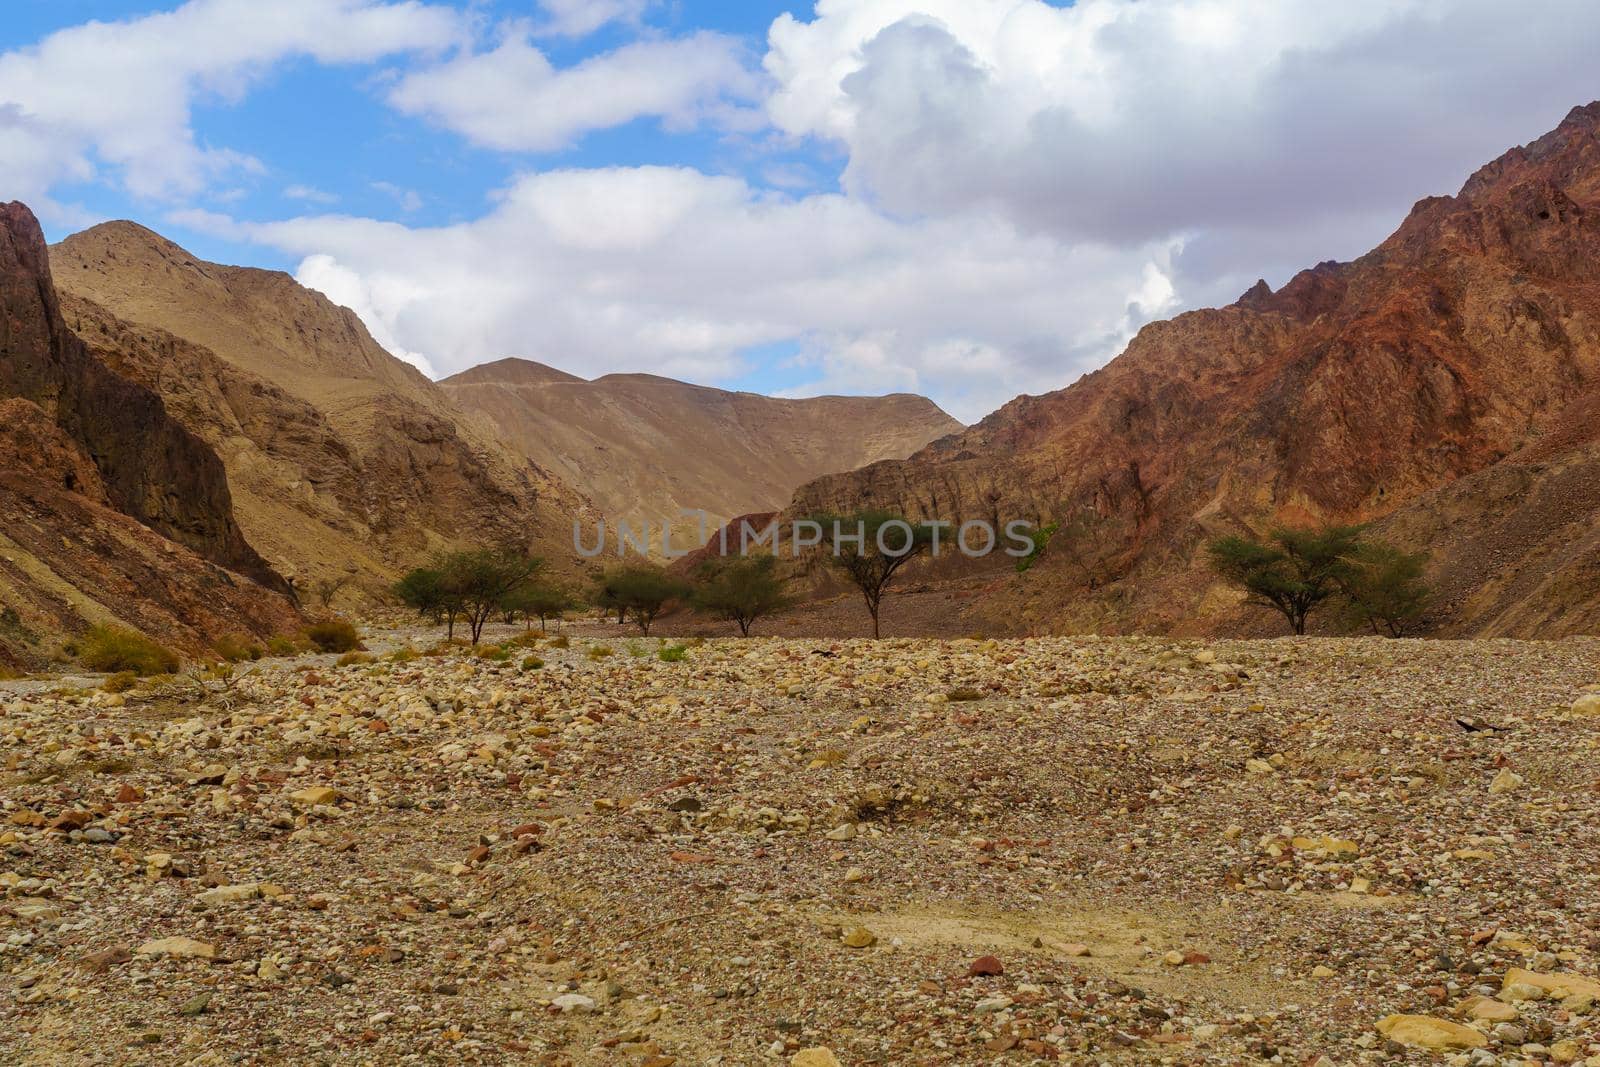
[50,222,594,593]
[0,202,297,652]
[789,103,1600,636]
[0,202,285,593]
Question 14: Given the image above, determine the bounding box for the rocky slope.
[441,357,960,551]
[0,203,297,658]
[50,227,593,597]
[792,103,1600,637]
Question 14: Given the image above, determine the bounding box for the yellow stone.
[792,1050,842,1067]
[1312,965,1336,978]
[1502,967,1600,1000]
[290,786,339,807]
[1291,835,1359,857]
[1489,768,1523,794]
[1375,1015,1487,1051]
[1349,876,1371,894]
[841,926,876,949]
[1571,694,1600,716]
[1457,995,1518,1022]
[136,937,215,959]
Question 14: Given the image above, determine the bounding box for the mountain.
[0,203,297,662]
[441,357,961,550]
[50,225,593,597]
[790,103,1600,638]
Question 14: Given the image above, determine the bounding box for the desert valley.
[4,3,1600,1064]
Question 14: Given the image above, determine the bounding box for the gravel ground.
[2,629,1599,1065]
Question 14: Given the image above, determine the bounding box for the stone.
[842,867,866,883]
[197,883,262,906]
[1571,694,1600,717]
[1489,768,1523,794]
[178,992,211,1016]
[791,1050,842,1067]
[136,937,215,959]
[1375,1015,1488,1051]
[290,786,339,807]
[1501,967,1600,1000]
[841,927,876,949]
[824,824,857,841]
[552,993,596,1013]
[1550,1038,1583,1063]
[1457,996,1517,1022]
[968,955,1004,976]
[1312,965,1337,978]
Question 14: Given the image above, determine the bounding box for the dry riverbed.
[2,631,1599,1065]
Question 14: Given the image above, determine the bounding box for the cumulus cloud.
[231,167,1178,420]
[388,30,762,151]
[0,0,462,220]
[766,0,1600,301]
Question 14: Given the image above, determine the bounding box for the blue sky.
[4,1,1599,419]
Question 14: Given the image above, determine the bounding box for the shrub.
[78,625,179,676]
[265,635,303,657]
[336,651,376,667]
[593,564,690,635]
[213,634,263,663]
[476,644,512,662]
[658,644,688,663]
[305,620,362,654]
[521,656,544,671]
[586,644,614,660]
[547,634,570,649]
[102,671,139,694]
[691,555,793,636]
[387,645,421,664]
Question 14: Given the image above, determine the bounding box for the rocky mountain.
[791,103,1600,638]
[51,225,593,597]
[441,358,961,552]
[0,203,297,662]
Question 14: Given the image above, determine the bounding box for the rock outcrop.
[790,104,1600,636]
[51,225,594,596]
[0,202,297,656]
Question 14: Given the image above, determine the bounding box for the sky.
[4,1,1600,422]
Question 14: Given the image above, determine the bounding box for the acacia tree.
[599,564,689,635]
[1207,524,1363,635]
[312,575,354,611]
[1339,541,1432,637]
[443,549,544,645]
[814,510,935,638]
[504,582,575,631]
[394,567,462,639]
[692,556,794,636]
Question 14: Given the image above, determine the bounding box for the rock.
[1057,942,1092,957]
[1375,1015,1488,1051]
[1501,967,1600,1000]
[552,993,596,1014]
[178,992,211,1016]
[290,786,339,807]
[1550,1038,1583,1063]
[842,867,866,883]
[1245,758,1275,775]
[1491,1022,1525,1044]
[80,947,132,973]
[197,883,261,906]
[967,955,1004,976]
[975,996,1013,1014]
[1571,694,1600,717]
[1458,995,1518,1022]
[791,1050,842,1067]
[824,824,856,841]
[841,927,876,949]
[1162,950,1186,966]
[136,937,215,959]
[1489,768,1523,794]
[1312,965,1337,978]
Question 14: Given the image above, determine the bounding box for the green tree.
[1339,541,1431,637]
[504,582,575,631]
[814,511,936,638]
[394,567,463,639]
[442,549,544,645]
[1207,524,1363,635]
[692,555,794,636]
[597,564,690,635]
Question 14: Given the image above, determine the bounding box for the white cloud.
[371,181,423,213]
[534,0,651,39]
[389,30,762,152]
[231,167,1178,421]
[0,0,463,220]
[283,183,338,204]
[765,0,1600,301]
[295,254,438,377]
